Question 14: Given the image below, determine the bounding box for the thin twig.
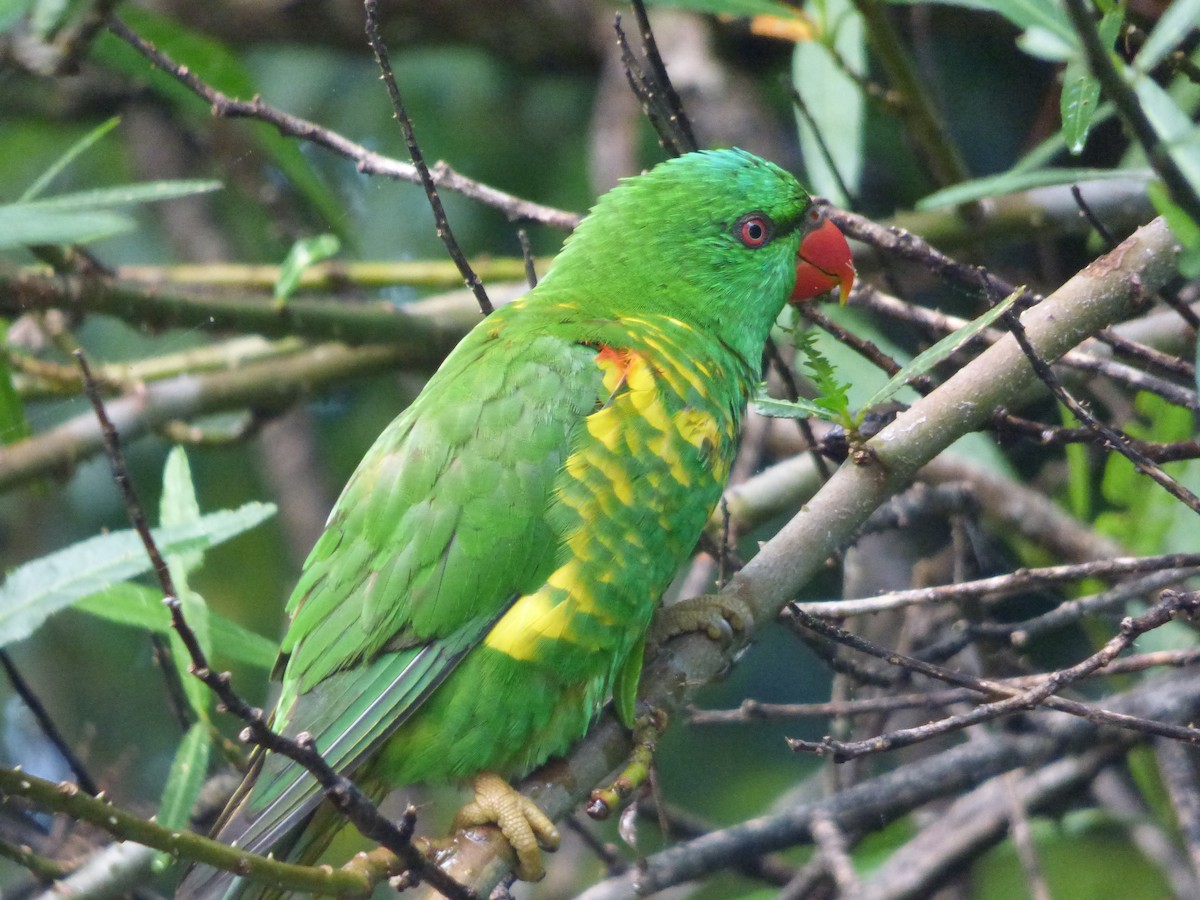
[0,650,100,795]
[788,85,857,206]
[1002,307,1200,515]
[810,812,862,899]
[630,0,697,153]
[784,591,1200,761]
[688,647,1200,725]
[104,17,579,231]
[1071,183,1118,248]
[75,352,193,733]
[791,553,1200,619]
[362,0,492,316]
[613,14,679,158]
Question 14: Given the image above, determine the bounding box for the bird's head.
[541,149,854,358]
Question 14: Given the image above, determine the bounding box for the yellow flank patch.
[667,456,693,487]
[629,387,672,435]
[548,563,604,617]
[484,589,569,660]
[625,355,657,394]
[586,407,624,452]
[568,446,635,507]
[566,527,595,563]
[484,562,611,660]
[675,408,720,451]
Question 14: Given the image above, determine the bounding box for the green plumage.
[179,149,815,898]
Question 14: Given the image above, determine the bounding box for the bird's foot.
[451,772,559,881]
[586,704,667,819]
[648,592,754,648]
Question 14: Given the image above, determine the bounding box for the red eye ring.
[736,214,772,248]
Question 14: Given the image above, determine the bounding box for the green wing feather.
[178,311,602,898]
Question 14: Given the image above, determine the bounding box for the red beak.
[792,217,855,304]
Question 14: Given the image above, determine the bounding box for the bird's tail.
[176,760,379,900]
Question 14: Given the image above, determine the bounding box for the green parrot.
[178,148,853,898]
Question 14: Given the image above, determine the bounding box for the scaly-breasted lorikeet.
[178,148,854,898]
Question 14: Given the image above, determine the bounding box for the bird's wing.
[213,315,605,862]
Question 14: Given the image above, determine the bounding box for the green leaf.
[275,233,341,304]
[0,322,31,445]
[917,166,1153,210]
[797,330,853,420]
[74,582,276,669]
[0,501,275,648]
[160,448,204,579]
[754,393,841,422]
[1132,75,1200,197]
[0,206,134,250]
[1059,60,1099,154]
[159,448,214,719]
[151,722,211,871]
[860,287,1024,412]
[0,181,221,250]
[20,180,222,211]
[792,0,865,206]
[1012,103,1115,172]
[1059,405,1091,520]
[1136,0,1200,74]
[19,117,122,202]
[1148,180,1200,278]
[1061,6,1122,155]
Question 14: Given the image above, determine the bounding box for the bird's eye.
[735,214,772,248]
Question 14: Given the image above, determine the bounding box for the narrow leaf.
[160,448,204,578]
[1148,181,1200,279]
[20,117,122,202]
[917,166,1153,210]
[1060,5,1123,154]
[0,206,133,250]
[0,502,275,647]
[151,722,211,871]
[21,179,221,211]
[1132,75,1200,195]
[275,234,341,304]
[75,583,277,669]
[1061,59,1101,154]
[159,447,212,720]
[860,288,1024,411]
[754,394,840,421]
